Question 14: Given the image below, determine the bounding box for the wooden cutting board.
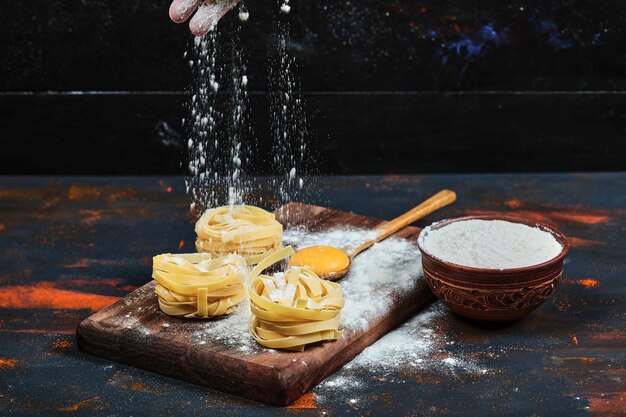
[76,202,434,406]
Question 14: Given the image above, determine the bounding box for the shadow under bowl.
[417,215,570,322]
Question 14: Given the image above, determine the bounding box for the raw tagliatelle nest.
[248,247,345,351]
[195,205,283,265]
[152,253,247,318]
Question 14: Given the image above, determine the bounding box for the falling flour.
[269,16,309,203]
[419,219,563,269]
[185,22,254,212]
[238,1,249,21]
[185,2,312,211]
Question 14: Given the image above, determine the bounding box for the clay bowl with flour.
[417,215,570,322]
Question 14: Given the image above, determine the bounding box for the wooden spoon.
[289,189,457,281]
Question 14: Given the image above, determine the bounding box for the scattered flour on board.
[284,227,423,330]
[173,226,425,353]
[191,300,260,353]
[127,226,485,381]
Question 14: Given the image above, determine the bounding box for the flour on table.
[316,302,488,398]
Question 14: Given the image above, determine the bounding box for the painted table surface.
[0,174,624,417]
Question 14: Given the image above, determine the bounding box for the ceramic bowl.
[417,215,570,322]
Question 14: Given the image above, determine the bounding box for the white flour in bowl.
[419,219,563,269]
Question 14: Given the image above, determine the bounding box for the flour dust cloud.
[185,4,315,213]
[269,16,309,203]
[184,23,253,214]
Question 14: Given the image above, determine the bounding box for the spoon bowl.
[289,245,351,281]
[320,257,351,281]
[289,190,457,280]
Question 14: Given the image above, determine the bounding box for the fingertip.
[169,5,184,23]
[188,0,240,36]
[189,4,216,36]
[169,0,200,23]
[189,18,212,37]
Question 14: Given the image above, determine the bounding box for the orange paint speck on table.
[63,259,92,268]
[57,396,100,412]
[80,209,103,227]
[467,209,611,226]
[586,392,626,415]
[0,358,18,369]
[68,184,137,203]
[127,382,151,392]
[52,339,73,351]
[1,329,75,334]
[0,282,119,312]
[578,278,599,288]
[287,392,317,409]
[68,184,99,200]
[568,237,604,247]
[504,199,523,209]
[552,212,610,225]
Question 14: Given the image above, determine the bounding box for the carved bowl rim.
[417,214,570,276]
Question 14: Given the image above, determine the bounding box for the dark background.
[1,0,625,175]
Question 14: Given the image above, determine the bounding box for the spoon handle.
[348,189,457,258]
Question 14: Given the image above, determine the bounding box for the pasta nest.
[248,247,345,351]
[153,253,247,318]
[195,205,283,265]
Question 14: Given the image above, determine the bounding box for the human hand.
[169,0,241,37]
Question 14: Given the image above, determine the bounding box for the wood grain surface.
[76,201,433,406]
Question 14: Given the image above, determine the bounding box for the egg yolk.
[289,246,350,277]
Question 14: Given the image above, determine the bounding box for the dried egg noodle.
[153,253,246,318]
[195,205,283,265]
[248,246,345,351]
